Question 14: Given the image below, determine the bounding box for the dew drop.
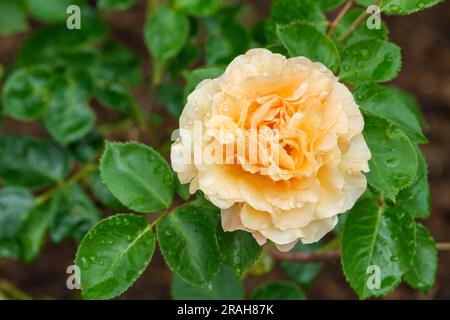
[80,257,90,269]
[204,283,213,291]
[416,1,425,9]
[89,256,97,264]
[386,158,399,168]
[360,49,369,59]
[389,4,401,12]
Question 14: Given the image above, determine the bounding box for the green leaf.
[2,66,53,121]
[100,141,174,213]
[0,0,28,35]
[0,187,34,239]
[397,145,430,218]
[156,199,221,288]
[0,135,72,189]
[404,224,437,292]
[174,174,191,201]
[276,22,341,72]
[171,267,244,300]
[174,0,220,16]
[44,71,95,145]
[250,282,306,300]
[95,82,131,114]
[98,0,136,10]
[271,0,327,33]
[184,67,224,99]
[27,0,85,23]
[157,83,184,118]
[354,84,426,143]
[205,8,250,66]
[395,89,426,127]
[320,0,346,11]
[281,243,323,288]
[341,197,416,299]
[217,229,262,278]
[94,42,141,113]
[363,116,418,201]
[0,239,20,259]
[67,130,104,163]
[98,42,142,85]
[168,42,201,77]
[354,0,377,4]
[332,8,389,48]
[144,6,190,61]
[50,183,101,243]
[75,214,155,300]
[380,0,445,15]
[90,170,125,210]
[334,213,348,235]
[18,16,108,67]
[19,200,59,262]
[339,40,401,85]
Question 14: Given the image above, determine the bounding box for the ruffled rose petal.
[171,48,371,251]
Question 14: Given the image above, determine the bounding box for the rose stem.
[328,0,354,37]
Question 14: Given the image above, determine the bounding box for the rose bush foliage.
[0,0,445,300]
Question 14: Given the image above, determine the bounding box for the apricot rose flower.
[171,48,371,251]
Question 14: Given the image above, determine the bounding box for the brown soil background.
[0,0,449,299]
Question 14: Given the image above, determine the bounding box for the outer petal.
[299,216,339,244]
[271,203,316,231]
[341,134,371,173]
[197,165,243,209]
[240,205,272,230]
[221,204,247,232]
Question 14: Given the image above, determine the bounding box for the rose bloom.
[171,49,371,251]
